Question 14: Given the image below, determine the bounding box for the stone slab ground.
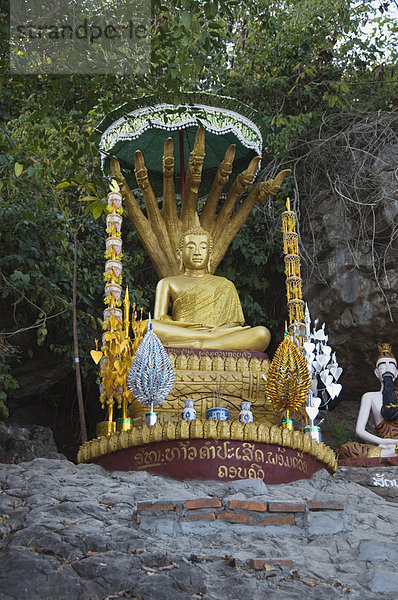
[1,458,398,599]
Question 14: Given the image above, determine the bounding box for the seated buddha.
[152,227,271,352]
[340,344,398,459]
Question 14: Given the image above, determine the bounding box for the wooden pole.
[73,240,87,444]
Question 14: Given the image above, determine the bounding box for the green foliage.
[0,344,19,421]
[330,418,349,448]
[216,0,397,153]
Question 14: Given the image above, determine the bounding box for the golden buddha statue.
[109,126,289,352]
[109,125,289,423]
[152,227,270,351]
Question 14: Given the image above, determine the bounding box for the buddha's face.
[375,357,398,382]
[181,234,210,271]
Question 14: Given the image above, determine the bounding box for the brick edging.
[136,497,344,527]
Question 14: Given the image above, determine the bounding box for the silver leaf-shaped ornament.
[314,325,327,341]
[329,366,343,381]
[309,395,321,409]
[306,405,319,422]
[320,370,333,387]
[326,382,342,399]
[321,344,332,355]
[304,341,315,355]
[316,354,330,370]
[127,321,174,407]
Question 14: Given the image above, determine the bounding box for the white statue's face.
[181,234,209,270]
[375,357,398,382]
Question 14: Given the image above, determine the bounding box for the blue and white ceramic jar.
[238,401,253,423]
[182,398,196,421]
[206,407,229,421]
[145,412,157,426]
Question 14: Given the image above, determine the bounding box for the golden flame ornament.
[265,332,311,419]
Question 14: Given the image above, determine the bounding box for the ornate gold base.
[368,446,382,458]
[78,419,337,474]
[96,421,116,437]
[129,348,278,426]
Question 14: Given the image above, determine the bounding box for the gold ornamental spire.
[281,197,305,348]
[92,182,142,436]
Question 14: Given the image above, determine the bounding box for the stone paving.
[1,458,398,599]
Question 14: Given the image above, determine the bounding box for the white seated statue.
[340,344,398,458]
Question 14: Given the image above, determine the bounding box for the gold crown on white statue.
[377,343,396,364]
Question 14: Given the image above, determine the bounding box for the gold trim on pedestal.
[367,446,382,458]
[78,419,337,473]
[96,421,116,437]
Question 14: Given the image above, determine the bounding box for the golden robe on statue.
[159,274,245,330]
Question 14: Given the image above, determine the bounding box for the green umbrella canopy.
[97,92,265,197]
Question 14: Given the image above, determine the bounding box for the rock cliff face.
[0,423,65,464]
[293,113,398,400]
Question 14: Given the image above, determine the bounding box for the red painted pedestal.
[91,439,332,484]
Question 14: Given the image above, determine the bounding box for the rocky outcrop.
[1,458,398,599]
[10,356,72,401]
[0,423,65,463]
[288,113,398,400]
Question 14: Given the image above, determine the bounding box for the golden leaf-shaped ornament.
[103,332,115,342]
[122,358,133,371]
[90,350,103,364]
[109,339,120,355]
[265,336,311,415]
[109,315,120,331]
[119,339,130,352]
[114,360,124,373]
[113,375,126,388]
[136,320,147,335]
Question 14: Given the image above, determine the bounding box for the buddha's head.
[177,227,213,274]
[375,344,397,382]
